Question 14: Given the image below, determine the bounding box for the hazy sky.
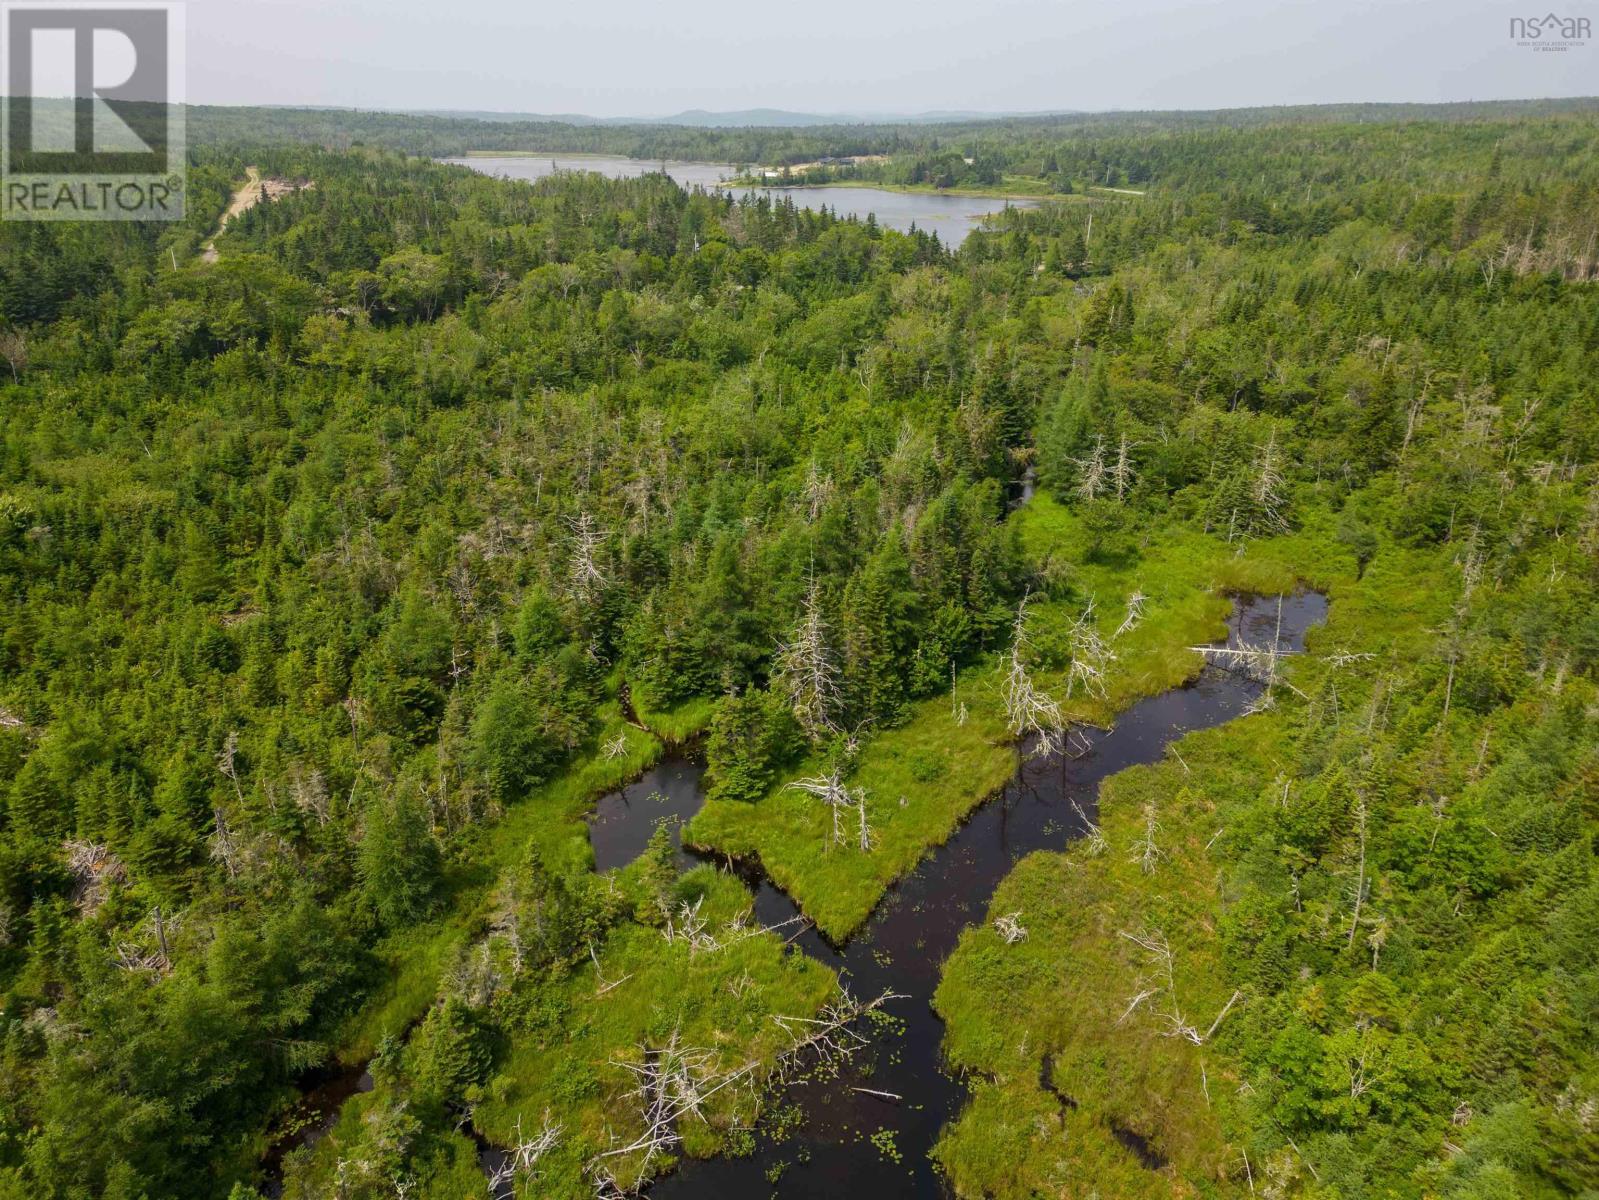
[186,0,1596,115]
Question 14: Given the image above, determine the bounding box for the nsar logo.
[1508,11,1592,51]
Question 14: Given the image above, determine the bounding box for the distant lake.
[445,154,1037,246]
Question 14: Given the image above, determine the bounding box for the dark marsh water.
[588,755,708,873]
[270,594,1324,1198]
[585,592,1328,1198]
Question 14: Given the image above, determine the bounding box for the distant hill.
[406,107,1080,128]
[188,96,1599,165]
[631,108,1082,127]
[408,109,606,125]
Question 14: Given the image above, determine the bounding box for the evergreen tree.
[359,784,441,927]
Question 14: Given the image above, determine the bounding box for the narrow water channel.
[614,592,1327,1198]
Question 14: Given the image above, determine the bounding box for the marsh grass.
[335,707,661,1062]
[687,495,1348,941]
[294,751,839,1200]
[297,868,836,1199]
[931,541,1455,1196]
[632,693,718,744]
[472,866,837,1193]
[688,690,1019,940]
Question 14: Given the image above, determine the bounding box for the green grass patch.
[631,693,718,744]
[687,687,1018,940]
[931,540,1452,1197]
[334,709,662,1063]
[686,495,1351,942]
[473,866,837,1193]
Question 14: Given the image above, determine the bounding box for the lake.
[445,153,1038,246]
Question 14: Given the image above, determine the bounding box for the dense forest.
[0,99,1596,1200]
[183,96,1599,186]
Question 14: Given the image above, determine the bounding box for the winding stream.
[606,591,1327,1197]
[267,592,1324,1196]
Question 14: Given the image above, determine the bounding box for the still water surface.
[580,592,1327,1198]
[268,595,1323,1198]
[446,154,1037,246]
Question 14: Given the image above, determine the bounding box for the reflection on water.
[445,154,1038,246]
[587,755,706,873]
[728,183,1038,247]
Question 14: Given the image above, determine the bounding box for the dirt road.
[200,167,311,263]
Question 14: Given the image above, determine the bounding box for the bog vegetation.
[0,100,1596,1199]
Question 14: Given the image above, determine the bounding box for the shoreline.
[452,150,1088,201]
[728,176,1074,201]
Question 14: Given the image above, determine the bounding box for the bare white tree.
[950,663,968,726]
[1366,913,1390,969]
[567,511,608,596]
[1065,598,1116,700]
[855,789,875,852]
[1129,801,1165,875]
[1070,799,1108,856]
[291,764,331,825]
[1116,928,1239,1046]
[587,942,635,997]
[1117,927,1191,1039]
[994,912,1028,944]
[1110,433,1136,501]
[216,730,244,802]
[1343,1017,1391,1101]
[590,1027,761,1192]
[1114,588,1146,639]
[801,459,835,522]
[1190,597,1305,714]
[776,577,840,741]
[1074,434,1108,501]
[210,807,241,881]
[489,1114,564,1194]
[1252,430,1290,533]
[661,896,714,952]
[0,328,28,384]
[786,765,871,851]
[768,987,904,1081]
[1003,594,1068,756]
[1347,796,1369,950]
[661,899,809,958]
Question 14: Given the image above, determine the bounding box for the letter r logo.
[4,4,173,171]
